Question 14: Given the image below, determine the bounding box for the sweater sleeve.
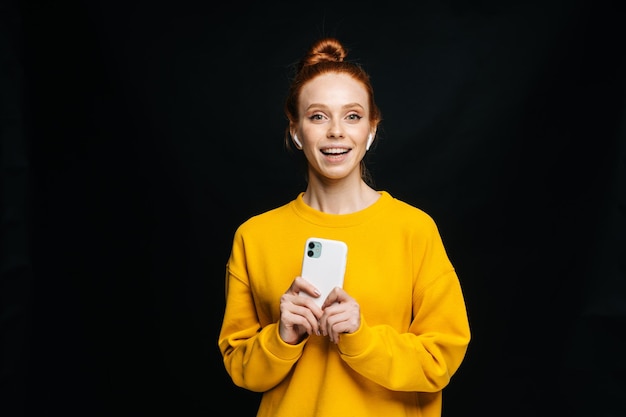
[337,220,471,392]
[217,234,305,392]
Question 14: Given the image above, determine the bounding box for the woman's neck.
[302,178,380,215]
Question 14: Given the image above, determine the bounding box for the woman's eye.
[309,114,324,121]
[347,114,362,120]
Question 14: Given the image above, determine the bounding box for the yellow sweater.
[218,191,470,417]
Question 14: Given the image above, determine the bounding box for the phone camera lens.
[307,250,314,257]
[308,242,315,249]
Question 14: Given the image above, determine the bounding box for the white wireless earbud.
[292,133,302,149]
[366,133,374,151]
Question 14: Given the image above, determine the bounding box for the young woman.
[218,37,470,417]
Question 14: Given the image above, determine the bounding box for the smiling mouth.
[321,148,350,156]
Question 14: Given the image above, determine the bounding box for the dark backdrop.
[2,1,625,416]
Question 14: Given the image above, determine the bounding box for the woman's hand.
[320,287,361,343]
[279,277,324,345]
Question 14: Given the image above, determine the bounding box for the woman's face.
[295,72,372,184]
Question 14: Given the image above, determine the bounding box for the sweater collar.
[290,191,393,227]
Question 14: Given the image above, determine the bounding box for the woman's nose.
[327,121,344,138]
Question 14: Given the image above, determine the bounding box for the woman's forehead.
[300,73,369,109]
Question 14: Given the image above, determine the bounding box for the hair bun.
[302,37,347,67]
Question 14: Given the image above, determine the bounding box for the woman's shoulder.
[382,191,434,220]
[235,198,297,234]
[376,192,443,239]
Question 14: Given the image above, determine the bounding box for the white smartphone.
[300,237,348,307]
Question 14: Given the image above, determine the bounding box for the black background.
[2,1,625,416]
